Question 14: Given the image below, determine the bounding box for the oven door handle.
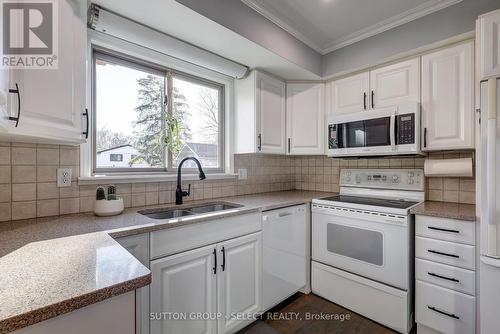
[390,114,396,151]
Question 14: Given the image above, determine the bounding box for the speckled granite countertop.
[410,201,476,221]
[0,190,334,334]
[0,233,151,334]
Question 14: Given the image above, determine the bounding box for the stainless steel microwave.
[326,103,423,157]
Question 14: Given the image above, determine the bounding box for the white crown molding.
[241,0,463,55]
[322,0,463,53]
[240,0,325,53]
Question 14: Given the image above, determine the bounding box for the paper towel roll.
[424,158,473,177]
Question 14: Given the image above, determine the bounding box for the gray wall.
[176,0,323,77]
[322,0,500,78]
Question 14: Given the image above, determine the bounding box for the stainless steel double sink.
[138,203,242,220]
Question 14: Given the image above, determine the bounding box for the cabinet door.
[422,42,474,151]
[255,72,286,154]
[370,58,420,108]
[150,244,217,334]
[116,234,149,334]
[7,0,86,144]
[0,68,9,132]
[479,10,500,79]
[217,232,262,334]
[286,83,324,155]
[329,72,369,115]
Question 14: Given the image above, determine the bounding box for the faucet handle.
[186,183,191,196]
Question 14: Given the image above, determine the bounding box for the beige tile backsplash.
[0,141,476,222]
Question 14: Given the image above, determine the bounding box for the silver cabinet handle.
[278,212,292,217]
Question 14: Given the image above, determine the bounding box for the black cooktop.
[320,195,419,210]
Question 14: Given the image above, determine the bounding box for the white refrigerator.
[477,8,500,333]
[479,76,500,334]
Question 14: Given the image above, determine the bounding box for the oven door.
[312,205,409,290]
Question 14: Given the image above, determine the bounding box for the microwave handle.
[390,115,396,150]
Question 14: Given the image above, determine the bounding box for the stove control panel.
[340,169,424,191]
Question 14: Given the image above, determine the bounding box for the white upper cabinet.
[217,232,262,334]
[256,72,286,154]
[286,83,325,155]
[329,58,419,115]
[235,70,286,154]
[370,58,420,109]
[478,9,500,80]
[0,67,9,132]
[421,41,474,151]
[328,72,369,115]
[2,0,87,144]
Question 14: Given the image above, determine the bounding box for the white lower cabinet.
[415,215,476,334]
[12,292,136,334]
[217,233,262,334]
[150,244,218,334]
[150,232,262,334]
[116,234,150,334]
[416,281,475,334]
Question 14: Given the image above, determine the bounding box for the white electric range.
[311,169,425,334]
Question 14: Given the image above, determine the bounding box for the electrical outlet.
[57,168,72,187]
[237,168,248,180]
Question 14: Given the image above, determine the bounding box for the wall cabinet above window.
[0,0,87,145]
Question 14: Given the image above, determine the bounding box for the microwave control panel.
[396,113,415,145]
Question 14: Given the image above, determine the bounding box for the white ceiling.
[93,0,322,80]
[242,0,463,54]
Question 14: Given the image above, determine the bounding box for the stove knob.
[408,179,414,184]
[392,175,399,183]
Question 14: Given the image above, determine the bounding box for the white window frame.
[80,30,235,181]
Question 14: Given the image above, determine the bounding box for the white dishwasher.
[262,204,309,311]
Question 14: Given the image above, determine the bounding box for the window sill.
[78,173,237,185]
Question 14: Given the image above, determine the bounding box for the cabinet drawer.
[416,215,475,245]
[416,259,475,295]
[150,212,261,259]
[416,237,475,270]
[416,280,475,334]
